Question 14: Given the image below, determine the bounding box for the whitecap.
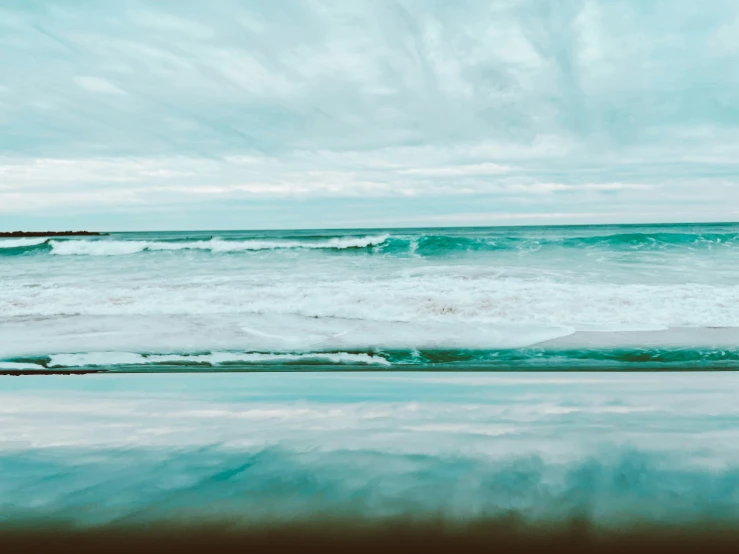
[48,235,390,256]
[0,238,48,249]
[47,350,392,368]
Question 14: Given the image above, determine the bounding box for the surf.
[47,234,391,256]
[19,228,739,258]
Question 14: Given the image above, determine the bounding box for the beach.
[3,372,739,551]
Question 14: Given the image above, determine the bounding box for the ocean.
[1,222,738,372]
[3,223,739,549]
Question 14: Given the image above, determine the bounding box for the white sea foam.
[0,238,47,248]
[48,235,390,256]
[47,351,391,368]
[2,274,736,328]
[5,226,739,361]
[0,361,44,370]
[49,240,149,256]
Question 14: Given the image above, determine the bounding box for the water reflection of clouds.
[3,373,739,526]
[2,373,739,456]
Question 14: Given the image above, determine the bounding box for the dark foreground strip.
[2,520,739,553]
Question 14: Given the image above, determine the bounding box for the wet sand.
[3,520,739,553]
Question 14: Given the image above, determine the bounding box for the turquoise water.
[3,372,739,528]
[1,223,738,372]
[3,225,739,533]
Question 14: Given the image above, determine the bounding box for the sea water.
[1,223,738,371]
[3,224,739,538]
[3,372,739,529]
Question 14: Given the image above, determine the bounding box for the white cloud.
[74,76,126,95]
[505,183,650,194]
[0,0,738,228]
[401,163,511,177]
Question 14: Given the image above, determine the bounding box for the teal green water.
[1,223,738,372]
[3,224,739,258]
[3,372,739,528]
[9,347,739,372]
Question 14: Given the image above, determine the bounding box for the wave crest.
[48,235,390,256]
[381,231,739,256]
[0,238,49,255]
[15,229,739,257]
[41,350,392,369]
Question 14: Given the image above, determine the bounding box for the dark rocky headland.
[0,231,107,238]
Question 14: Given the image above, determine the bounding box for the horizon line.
[3,219,739,235]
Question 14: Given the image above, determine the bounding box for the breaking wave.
[0,238,50,255]
[0,238,48,249]
[48,235,390,256]
[4,224,738,370]
[12,351,393,370]
[6,346,739,373]
[383,230,739,256]
[5,229,731,257]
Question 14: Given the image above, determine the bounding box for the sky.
[1,0,739,231]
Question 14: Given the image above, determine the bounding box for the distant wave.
[5,225,739,374]
[0,361,44,370]
[554,231,739,249]
[47,235,390,256]
[16,230,734,257]
[384,231,739,256]
[0,237,49,255]
[7,346,739,372]
[0,238,48,248]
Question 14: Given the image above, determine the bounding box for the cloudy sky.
[1,0,739,231]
